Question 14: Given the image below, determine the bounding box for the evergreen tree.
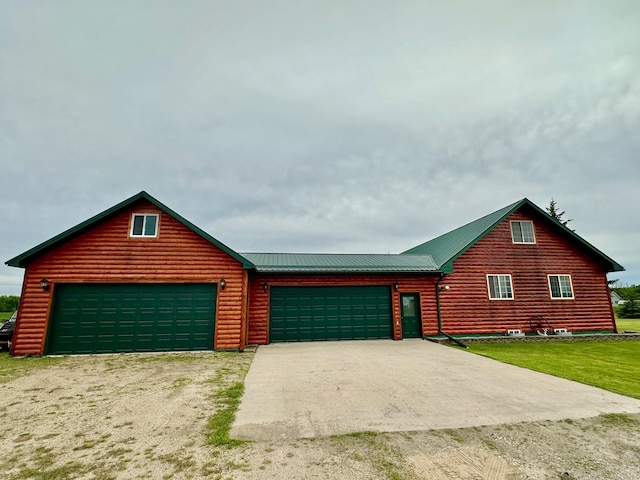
[546,198,573,230]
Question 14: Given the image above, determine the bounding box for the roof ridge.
[401,197,623,273]
[6,191,254,269]
[401,199,524,257]
[432,198,524,240]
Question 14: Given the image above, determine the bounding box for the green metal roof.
[241,253,439,273]
[6,191,254,269]
[402,198,624,274]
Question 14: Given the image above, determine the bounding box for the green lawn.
[467,341,640,400]
[616,318,640,333]
[0,311,13,322]
[0,353,63,383]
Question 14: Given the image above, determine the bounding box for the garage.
[46,283,217,354]
[269,285,392,342]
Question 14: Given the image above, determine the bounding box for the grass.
[0,311,13,322]
[467,340,640,400]
[0,353,64,384]
[205,381,246,447]
[616,318,640,332]
[332,431,407,480]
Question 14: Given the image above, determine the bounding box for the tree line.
[612,285,640,319]
[0,295,19,312]
[544,199,637,319]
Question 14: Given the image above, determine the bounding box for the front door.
[400,293,422,338]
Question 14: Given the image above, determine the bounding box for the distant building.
[611,290,623,306]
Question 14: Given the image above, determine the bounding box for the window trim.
[548,274,575,300]
[510,220,536,244]
[130,213,159,238]
[486,274,514,300]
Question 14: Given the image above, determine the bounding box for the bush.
[618,298,640,318]
[0,295,19,312]
[613,286,640,319]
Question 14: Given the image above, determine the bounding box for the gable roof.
[402,198,624,274]
[242,253,439,274]
[6,191,254,269]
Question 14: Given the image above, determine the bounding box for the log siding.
[13,200,246,355]
[438,210,616,335]
[9,195,621,355]
[246,273,440,344]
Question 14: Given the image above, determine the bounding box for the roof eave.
[437,198,528,271]
[5,191,254,270]
[6,191,152,268]
[520,199,625,273]
[435,198,625,274]
[255,268,441,274]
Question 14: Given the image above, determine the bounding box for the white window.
[548,275,574,299]
[130,214,158,237]
[511,220,535,244]
[487,274,514,300]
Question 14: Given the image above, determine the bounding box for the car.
[0,311,17,351]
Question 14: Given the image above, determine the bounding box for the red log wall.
[13,200,246,355]
[246,273,439,344]
[438,209,616,335]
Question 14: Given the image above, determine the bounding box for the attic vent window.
[511,220,535,244]
[130,214,158,237]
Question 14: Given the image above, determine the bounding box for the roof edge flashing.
[6,191,254,269]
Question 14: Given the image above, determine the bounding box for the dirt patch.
[1,353,639,479]
[407,447,517,479]
[0,352,252,479]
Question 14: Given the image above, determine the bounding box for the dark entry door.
[401,293,422,338]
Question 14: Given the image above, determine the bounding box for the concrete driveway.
[231,340,640,441]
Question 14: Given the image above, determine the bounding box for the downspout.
[435,273,467,349]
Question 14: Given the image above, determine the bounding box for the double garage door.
[46,283,216,355]
[270,286,393,342]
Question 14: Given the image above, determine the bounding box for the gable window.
[548,274,574,299]
[487,274,514,300]
[130,214,158,237]
[511,220,535,244]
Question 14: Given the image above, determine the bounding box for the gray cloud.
[1,1,639,293]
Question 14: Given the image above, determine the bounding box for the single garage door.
[269,286,392,342]
[46,283,216,354]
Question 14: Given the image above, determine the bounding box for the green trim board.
[402,198,624,274]
[6,191,254,269]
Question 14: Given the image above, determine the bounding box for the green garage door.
[270,286,392,342]
[46,283,216,354]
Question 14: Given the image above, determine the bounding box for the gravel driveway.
[1,353,253,479]
[2,347,640,480]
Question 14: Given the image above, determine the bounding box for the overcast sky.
[1,1,639,295]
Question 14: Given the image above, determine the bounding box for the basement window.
[130,214,158,237]
[511,220,535,244]
[487,274,514,300]
[548,274,574,299]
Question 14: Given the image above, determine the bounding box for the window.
[511,220,535,244]
[130,214,158,237]
[487,274,514,300]
[548,275,574,299]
